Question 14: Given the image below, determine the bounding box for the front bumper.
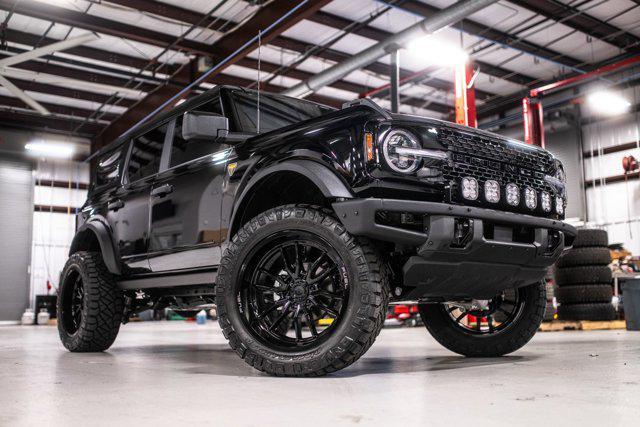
[332,198,577,300]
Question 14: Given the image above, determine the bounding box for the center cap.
[292,280,308,301]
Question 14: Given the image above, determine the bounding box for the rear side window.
[127,123,169,182]
[95,147,123,188]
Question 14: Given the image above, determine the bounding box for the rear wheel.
[418,282,545,357]
[216,205,389,376]
[57,252,123,352]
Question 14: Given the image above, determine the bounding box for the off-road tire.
[572,229,608,248]
[556,247,611,268]
[57,251,123,352]
[557,303,616,321]
[418,282,546,357]
[216,205,389,377]
[555,265,612,286]
[556,284,613,304]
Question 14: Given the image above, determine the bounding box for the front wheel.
[418,282,545,357]
[216,205,389,376]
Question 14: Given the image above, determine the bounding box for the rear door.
[108,122,170,273]
[147,96,231,272]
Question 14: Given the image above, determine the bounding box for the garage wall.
[30,160,89,305]
[0,156,33,321]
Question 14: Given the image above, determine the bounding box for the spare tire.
[557,247,611,268]
[555,265,612,286]
[572,229,608,248]
[556,284,613,304]
[557,303,616,321]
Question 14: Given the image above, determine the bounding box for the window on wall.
[169,97,226,168]
[127,122,169,182]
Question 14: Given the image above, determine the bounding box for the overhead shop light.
[25,141,75,159]
[405,36,468,67]
[587,90,631,116]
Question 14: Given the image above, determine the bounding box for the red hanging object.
[46,280,52,295]
[622,155,638,173]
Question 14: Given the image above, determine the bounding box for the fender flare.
[229,159,353,237]
[69,217,121,275]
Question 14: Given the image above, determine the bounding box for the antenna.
[257,29,262,134]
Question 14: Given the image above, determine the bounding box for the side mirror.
[182,112,229,140]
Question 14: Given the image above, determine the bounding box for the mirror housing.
[182,112,229,140]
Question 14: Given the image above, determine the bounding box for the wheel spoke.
[293,306,303,341]
[476,317,482,331]
[308,265,337,285]
[294,242,303,277]
[497,307,511,316]
[258,269,288,288]
[488,315,495,333]
[313,290,342,301]
[502,299,517,306]
[268,301,292,331]
[253,283,282,294]
[312,299,339,318]
[308,252,327,278]
[258,298,289,319]
[304,309,318,337]
[454,312,467,324]
[279,247,294,276]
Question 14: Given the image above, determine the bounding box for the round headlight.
[382,130,421,173]
[555,160,566,183]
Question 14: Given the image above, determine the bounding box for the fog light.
[524,187,537,209]
[506,183,520,206]
[556,196,564,215]
[461,177,478,200]
[484,180,500,203]
[541,192,552,212]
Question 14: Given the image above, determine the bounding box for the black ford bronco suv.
[57,85,576,376]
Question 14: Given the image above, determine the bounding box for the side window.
[169,97,225,168]
[95,147,123,188]
[127,123,168,182]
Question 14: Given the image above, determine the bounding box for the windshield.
[230,90,335,134]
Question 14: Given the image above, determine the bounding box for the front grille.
[437,127,561,218]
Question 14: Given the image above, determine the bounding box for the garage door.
[0,156,33,321]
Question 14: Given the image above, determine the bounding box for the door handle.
[108,199,124,211]
[151,184,173,198]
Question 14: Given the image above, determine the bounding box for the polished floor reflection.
[1,322,638,425]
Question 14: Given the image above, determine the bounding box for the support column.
[390,49,400,113]
[454,61,477,127]
[522,97,545,147]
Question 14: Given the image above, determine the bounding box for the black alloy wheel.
[442,288,525,335]
[216,205,389,376]
[61,268,85,335]
[419,282,546,357]
[57,251,123,352]
[239,231,348,351]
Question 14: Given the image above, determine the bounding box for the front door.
[148,112,230,272]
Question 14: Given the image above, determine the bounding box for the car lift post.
[454,60,477,128]
[522,96,545,148]
[390,48,400,113]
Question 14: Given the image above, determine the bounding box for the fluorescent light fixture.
[587,90,631,116]
[25,141,75,159]
[405,36,468,67]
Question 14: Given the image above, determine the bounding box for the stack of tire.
[555,229,616,321]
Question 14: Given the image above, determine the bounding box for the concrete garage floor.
[1,323,639,426]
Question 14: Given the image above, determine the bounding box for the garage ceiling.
[0,0,638,146]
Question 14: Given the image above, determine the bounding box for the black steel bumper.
[332,198,577,300]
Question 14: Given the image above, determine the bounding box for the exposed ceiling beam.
[96,0,332,147]
[0,110,104,136]
[2,28,179,75]
[507,0,640,53]
[307,10,537,87]
[0,94,118,121]
[393,0,585,71]
[97,0,478,101]
[2,76,136,108]
[104,0,235,33]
